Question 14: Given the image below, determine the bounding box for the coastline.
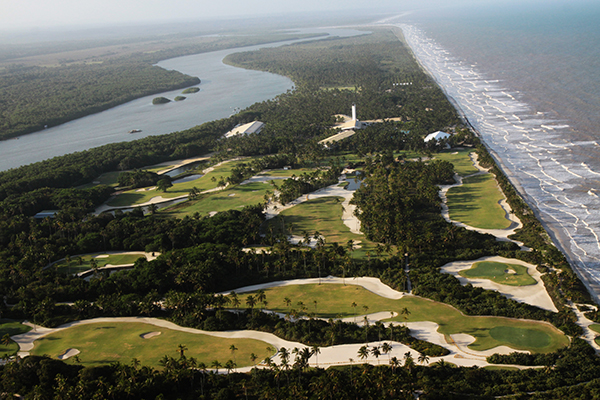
[394,22,600,305]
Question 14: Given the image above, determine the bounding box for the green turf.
[0,320,31,358]
[446,173,511,229]
[484,366,519,371]
[489,326,551,349]
[30,322,274,369]
[432,149,479,177]
[106,159,251,207]
[459,261,537,286]
[165,181,272,218]
[53,253,146,274]
[589,324,600,334]
[263,196,381,258]
[236,284,568,354]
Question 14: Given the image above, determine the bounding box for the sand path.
[441,256,558,312]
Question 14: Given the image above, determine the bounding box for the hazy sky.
[1,0,589,31]
[0,0,459,30]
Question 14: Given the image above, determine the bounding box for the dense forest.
[1,27,598,399]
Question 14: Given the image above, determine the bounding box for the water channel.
[0,28,366,172]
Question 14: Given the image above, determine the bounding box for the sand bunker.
[140,331,162,339]
[95,255,109,259]
[441,256,558,312]
[58,348,80,360]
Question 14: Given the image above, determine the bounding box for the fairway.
[30,322,274,368]
[446,173,510,229]
[433,149,479,177]
[106,158,251,207]
[165,167,316,218]
[236,284,568,354]
[459,261,537,286]
[53,253,146,275]
[263,196,380,258]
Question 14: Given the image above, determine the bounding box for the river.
[0,28,365,172]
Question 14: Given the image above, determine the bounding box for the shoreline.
[394,22,600,305]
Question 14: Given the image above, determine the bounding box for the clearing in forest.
[30,322,274,368]
[446,172,510,229]
[236,284,568,354]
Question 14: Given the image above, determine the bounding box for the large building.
[224,121,265,138]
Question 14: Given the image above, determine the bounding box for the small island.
[181,87,200,94]
[152,97,171,105]
[174,96,186,102]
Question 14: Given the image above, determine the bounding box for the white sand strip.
[440,256,558,312]
[140,331,162,339]
[58,348,80,360]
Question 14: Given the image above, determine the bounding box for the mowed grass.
[107,159,250,207]
[30,322,274,368]
[446,173,510,229]
[0,320,31,358]
[237,284,568,354]
[166,181,271,218]
[263,196,380,258]
[433,149,479,177]
[164,168,317,218]
[459,261,537,286]
[53,253,146,274]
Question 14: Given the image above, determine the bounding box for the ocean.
[391,1,600,301]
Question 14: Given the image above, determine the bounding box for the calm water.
[391,2,600,300]
[0,28,365,172]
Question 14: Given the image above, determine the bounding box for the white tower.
[351,104,357,121]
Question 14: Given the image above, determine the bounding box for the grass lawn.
[433,149,479,177]
[30,322,274,369]
[0,320,31,358]
[263,196,380,258]
[165,181,271,218]
[106,159,250,207]
[590,324,600,334]
[459,261,537,286]
[446,173,510,229]
[236,284,568,354]
[53,253,146,274]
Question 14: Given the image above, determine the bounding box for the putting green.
[459,261,536,286]
[489,326,551,349]
[53,253,146,275]
[447,173,510,229]
[236,284,568,354]
[30,322,273,368]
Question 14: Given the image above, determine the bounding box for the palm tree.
[400,307,411,324]
[230,344,238,368]
[211,360,222,373]
[230,292,241,309]
[224,359,236,375]
[177,344,188,358]
[311,344,321,368]
[284,297,292,311]
[351,302,357,323]
[418,353,430,365]
[245,294,256,310]
[390,356,400,373]
[358,345,369,362]
[250,353,258,365]
[1,334,11,346]
[381,342,392,362]
[371,346,381,364]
